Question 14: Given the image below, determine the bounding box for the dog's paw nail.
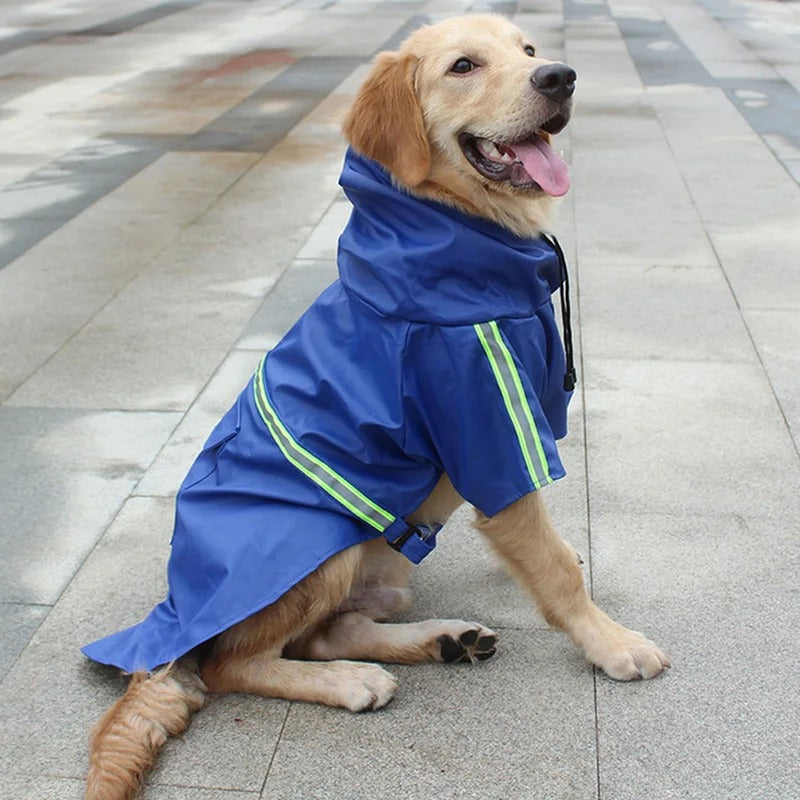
[459,629,478,646]
[437,634,465,663]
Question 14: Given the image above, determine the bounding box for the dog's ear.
[343,52,431,187]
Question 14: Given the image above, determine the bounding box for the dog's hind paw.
[436,624,497,665]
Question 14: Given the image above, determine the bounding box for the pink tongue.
[513,135,570,196]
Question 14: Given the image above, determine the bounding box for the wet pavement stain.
[192,49,296,83]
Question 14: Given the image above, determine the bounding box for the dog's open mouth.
[458,116,570,196]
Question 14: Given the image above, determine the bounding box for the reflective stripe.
[474,321,553,490]
[252,356,396,532]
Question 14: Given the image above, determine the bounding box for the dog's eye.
[450,57,476,74]
[524,44,536,57]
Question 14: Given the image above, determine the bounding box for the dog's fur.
[85,15,668,800]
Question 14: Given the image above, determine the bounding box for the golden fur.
[85,15,668,799]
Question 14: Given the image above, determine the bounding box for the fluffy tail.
[85,660,207,800]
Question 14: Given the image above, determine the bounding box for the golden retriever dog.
[84,14,669,800]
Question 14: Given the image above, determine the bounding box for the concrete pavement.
[0,0,798,797]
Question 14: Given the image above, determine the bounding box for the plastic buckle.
[386,525,438,564]
[386,525,421,553]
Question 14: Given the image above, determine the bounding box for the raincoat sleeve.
[405,321,567,518]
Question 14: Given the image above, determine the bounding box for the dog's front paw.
[338,662,398,711]
[594,627,670,681]
[436,623,497,665]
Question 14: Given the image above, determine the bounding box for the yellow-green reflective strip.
[252,358,395,532]
[487,321,552,485]
[474,322,552,490]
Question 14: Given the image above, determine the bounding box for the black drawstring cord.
[541,234,577,392]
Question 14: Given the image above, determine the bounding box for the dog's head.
[343,14,576,234]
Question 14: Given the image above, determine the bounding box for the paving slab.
[584,358,800,518]
[578,262,754,363]
[293,195,352,262]
[6,149,339,411]
[1,775,84,800]
[0,150,259,402]
[706,219,800,311]
[569,110,717,268]
[647,85,800,227]
[0,601,49,680]
[660,0,758,67]
[134,349,261,497]
[237,258,340,351]
[147,788,257,800]
[0,775,259,800]
[0,407,179,605]
[744,308,800,447]
[263,630,598,800]
[590,510,800,800]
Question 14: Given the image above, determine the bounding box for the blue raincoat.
[83,150,572,673]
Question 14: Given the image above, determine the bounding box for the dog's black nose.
[531,63,577,102]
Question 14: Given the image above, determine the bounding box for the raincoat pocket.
[178,400,242,493]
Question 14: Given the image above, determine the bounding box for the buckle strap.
[385,521,441,564]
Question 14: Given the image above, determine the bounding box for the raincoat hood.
[337,149,561,325]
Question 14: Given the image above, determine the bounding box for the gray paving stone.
[0,151,259,402]
[584,358,800,518]
[615,15,714,87]
[75,0,202,37]
[0,602,49,680]
[590,510,799,800]
[308,13,406,57]
[648,85,800,228]
[147,788,257,800]
[565,17,643,88]
[237,258,339,352]
[0,209,180,402]
[0,774,259,800]
[707,220,800,311]
[0,498,173,781]
[134,350,261,497]
[293,195,352,262]
[0,495,286,789]
[579,262,754,362]
[659,0,757,67]
[263,630,597,800]
[782,157,800,183]
[0,407,179,605]
[144,784,259,800]
[744,308,800,446]
[7,198,323,410]
[180,55,363,153]
[570,111,717,268]
[5,111,348,410]
[702,57,779,79]
[0,775,83,800]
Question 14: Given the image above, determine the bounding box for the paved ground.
[1,0,799,798]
